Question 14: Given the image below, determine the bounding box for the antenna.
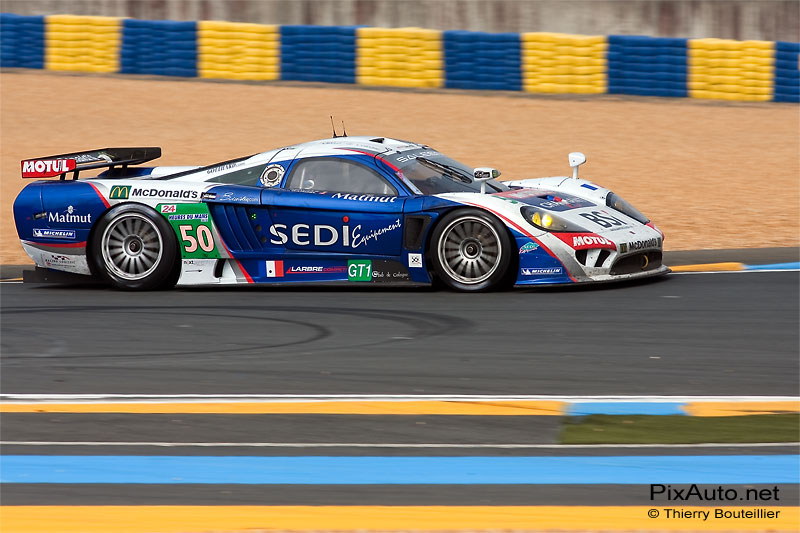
[341,121,348,137]
[330,116,338,138]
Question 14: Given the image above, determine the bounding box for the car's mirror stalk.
[473,167,500,194]
[568,152,586,179]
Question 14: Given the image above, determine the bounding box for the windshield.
[385,149,509,195]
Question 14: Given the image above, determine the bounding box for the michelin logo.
[521,267,563,275]
[33,229,76,240]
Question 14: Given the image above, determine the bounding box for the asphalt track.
[1,250,798,512]
[1,262,798,396]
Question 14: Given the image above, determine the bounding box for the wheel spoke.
[476,256,492,273]
[445,236,460,248]
[141,249,158,261]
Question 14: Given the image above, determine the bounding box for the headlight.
[606,192,649,224]
[520,206,589,232]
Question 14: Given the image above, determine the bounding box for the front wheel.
[429,208,514,292]
[91,204,179,290]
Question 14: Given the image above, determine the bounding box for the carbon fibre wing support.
[21,147,161,180]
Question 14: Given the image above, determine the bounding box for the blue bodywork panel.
[13,180,108,247]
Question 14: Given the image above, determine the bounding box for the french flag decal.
[266,260,284,278]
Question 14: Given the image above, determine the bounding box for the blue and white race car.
[13,136,667,291]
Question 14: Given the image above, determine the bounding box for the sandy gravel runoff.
[1,71,798,265]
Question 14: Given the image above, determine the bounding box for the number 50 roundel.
[158,203,221,259]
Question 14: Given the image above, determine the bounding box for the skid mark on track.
[0,305,465,361]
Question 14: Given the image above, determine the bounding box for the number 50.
[179,224,214,253]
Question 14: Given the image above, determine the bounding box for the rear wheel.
[430,209,513,292]
[91,204,179,290]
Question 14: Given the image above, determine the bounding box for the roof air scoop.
[569,152,586,179]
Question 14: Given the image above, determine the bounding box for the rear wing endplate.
[21,147,161,180]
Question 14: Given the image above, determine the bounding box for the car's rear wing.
[21,147,161,180]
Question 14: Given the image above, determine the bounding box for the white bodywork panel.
[21,242,92,275]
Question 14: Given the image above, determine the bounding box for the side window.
[208,164,271,186]
[286,158,397,196]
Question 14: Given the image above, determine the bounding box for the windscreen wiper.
[415,157,473,184]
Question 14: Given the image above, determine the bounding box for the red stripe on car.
[87,183,111,209]
[215,233,253,283]
[24,240,87,248]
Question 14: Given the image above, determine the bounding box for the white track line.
[2,394,798,403]
[1,441,797,449]
[670,269,799,275]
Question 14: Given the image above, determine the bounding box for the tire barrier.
[120,19,196,77]
[775,41,800,102]
[0,13,44,69]
[689,38,775,101]
[281,25,356,84]
[522,33,606,94]
[357,27,443,89]
[198,20,279,81]
[608,36,687,98]
[1,13,797,102]
[45,14,120,73]
[445,31,521,91]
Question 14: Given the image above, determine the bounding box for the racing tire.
[90,203,179,290]
[429,208,513,292]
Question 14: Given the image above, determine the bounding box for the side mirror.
[473,167,501,194]
[568,152,586,179]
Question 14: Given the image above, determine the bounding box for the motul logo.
[554,232,617,251]
[21,159,76,178]
[573,235,613,247]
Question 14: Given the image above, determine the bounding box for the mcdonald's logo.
[109,185,130,200]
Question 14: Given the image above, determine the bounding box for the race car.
[13,136,667,291]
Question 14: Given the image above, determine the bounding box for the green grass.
[559,414,800,444]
